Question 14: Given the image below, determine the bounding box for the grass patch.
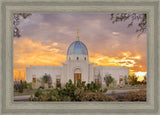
[14,88,57,96]
[14,89,38,96]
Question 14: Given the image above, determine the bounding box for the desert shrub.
[34,89,58,101]
[105,96,116,101]
[38,92,49,101]
[124,89,146,101]
[102,88,108,93]
[56,83,61,88]
[81,81,86,88]
[49,89,59,97]
[29,95,37,101]
[93,92,107,101]
[39,86,44,89]
[33,79,110,102]
[14,81,28,92]
[91,81,100,91]
[51,96,57,101]
[49,84,53,88]
[63,96,71,101]
[38,95,49,101]
[14,83,19,91]
[116,89,146,101]
[74,88,85,101]
[76,79,81,87]
[27,82,32,89]
[35,89,43,97]
[81,92,95,101]
[85,83,90,90]
[64,80,77,100]
[116,94,127,101]
[85,82,101,92]
[81,92,115,101]
[47,91,56,101]
[22,81,27,89]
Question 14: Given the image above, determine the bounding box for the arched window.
[56,79,61,88]
[77,57,79,60]
[33,78,36,83]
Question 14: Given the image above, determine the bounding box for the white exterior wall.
[61,63,67,87]
[94,66,129,85]
[63,60,92,84]
[88,63,94,83]
[26,64,129,88]
[67,54,88,61]
[26,65,61,87]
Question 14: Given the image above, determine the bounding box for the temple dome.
[67,40,88,56]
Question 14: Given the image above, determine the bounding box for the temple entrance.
[74,68,81,84]
[74,73,81,84]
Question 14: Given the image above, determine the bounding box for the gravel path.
[105,89,141,95]
[14,95,31,101]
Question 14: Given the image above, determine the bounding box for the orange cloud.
[14,38,66,81]
[14,39,146,81]
[89,51,145,73]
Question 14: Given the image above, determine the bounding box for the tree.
[142,75,147,84]
[18,80,23,93]
[13,13,32,37]
[42,73,52,87]
[104,73,114,87]
[129,74,138,85]
[22,81,27,89]
[110,13,146,37]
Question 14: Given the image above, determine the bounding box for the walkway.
[14,95,31,101]
[106,89,141,95]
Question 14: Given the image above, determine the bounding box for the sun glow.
[135,72,147,81]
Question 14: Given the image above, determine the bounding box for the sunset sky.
[14,13,147,81]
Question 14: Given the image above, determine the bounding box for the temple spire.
[76,29,79,41]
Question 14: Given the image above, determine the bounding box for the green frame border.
[0,0,159,114]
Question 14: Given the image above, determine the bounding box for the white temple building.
[26,30,129,88]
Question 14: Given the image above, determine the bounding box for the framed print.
[0,0,159,114]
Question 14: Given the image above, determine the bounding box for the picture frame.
[0,0,159,114]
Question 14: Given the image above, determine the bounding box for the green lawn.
[14,88,54,96]
[14,89,38,96]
